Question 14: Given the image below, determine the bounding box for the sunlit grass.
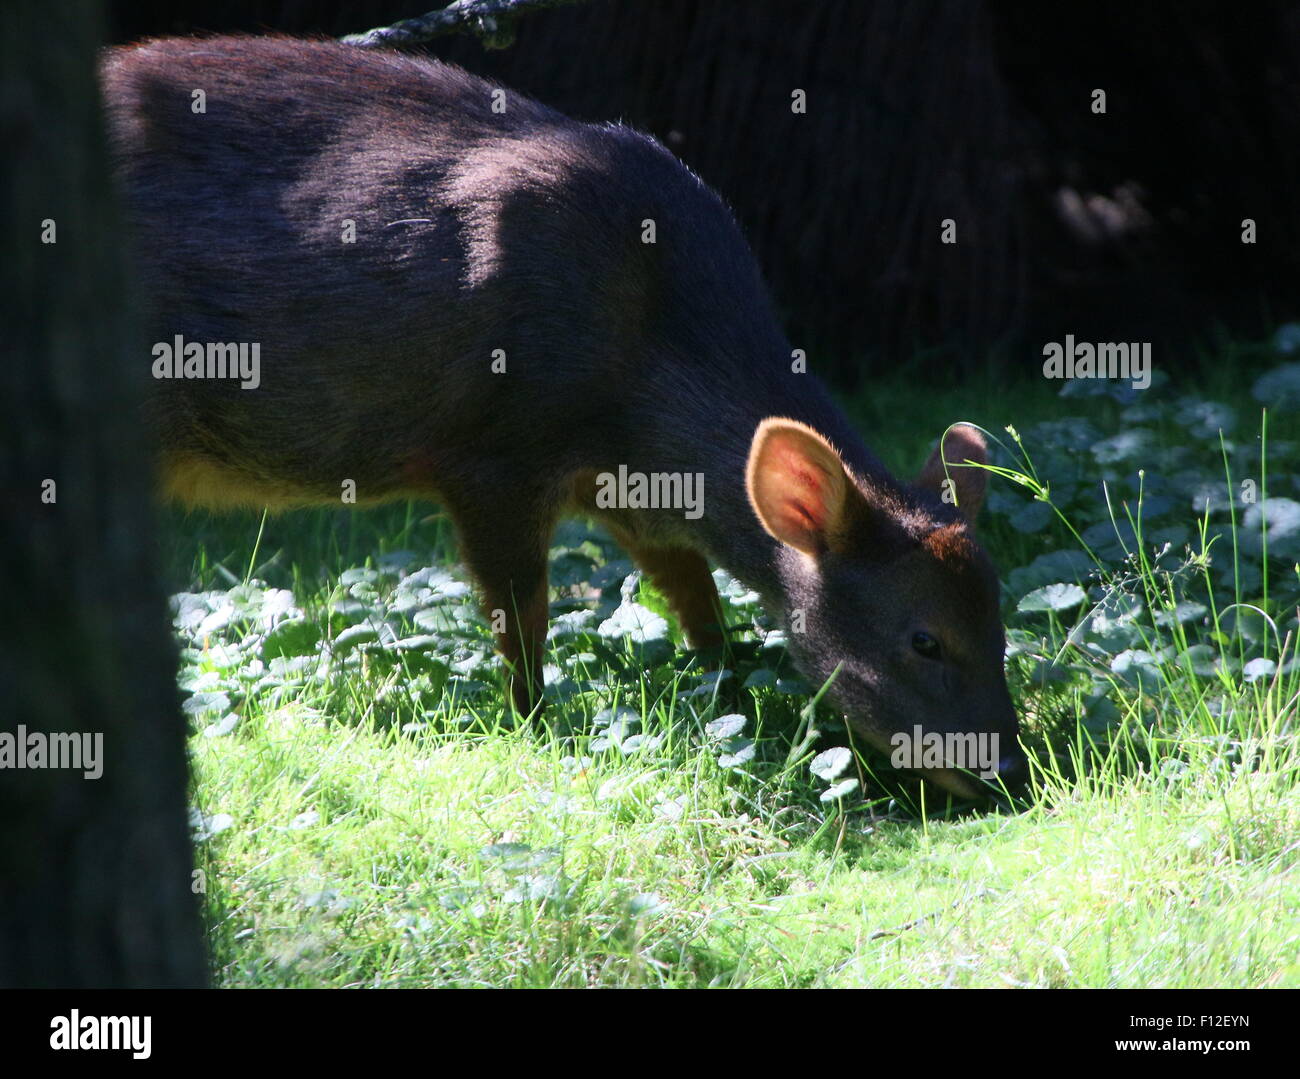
[168,352,1300,987]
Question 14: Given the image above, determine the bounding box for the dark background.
[105,0,1300,388]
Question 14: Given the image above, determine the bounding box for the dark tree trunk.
[0,0,206,987]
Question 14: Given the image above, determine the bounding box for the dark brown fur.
[102,36,1024,796]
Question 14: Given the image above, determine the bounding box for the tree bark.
[0,0,206,987]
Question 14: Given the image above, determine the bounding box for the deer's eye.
[912,631,941,659]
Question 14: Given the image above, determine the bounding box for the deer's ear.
[916,424,989,521]
[746,418,856,556]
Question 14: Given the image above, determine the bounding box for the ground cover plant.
[165,342,1300,988]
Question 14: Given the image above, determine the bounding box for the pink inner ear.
[774,446,829,531]
[778,498,820,534]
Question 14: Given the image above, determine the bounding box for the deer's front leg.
[610,532,726,650]
[447,496,554,718]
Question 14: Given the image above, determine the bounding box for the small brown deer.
[102,36,1025,797]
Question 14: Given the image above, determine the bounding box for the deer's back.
[103,36,806,509]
